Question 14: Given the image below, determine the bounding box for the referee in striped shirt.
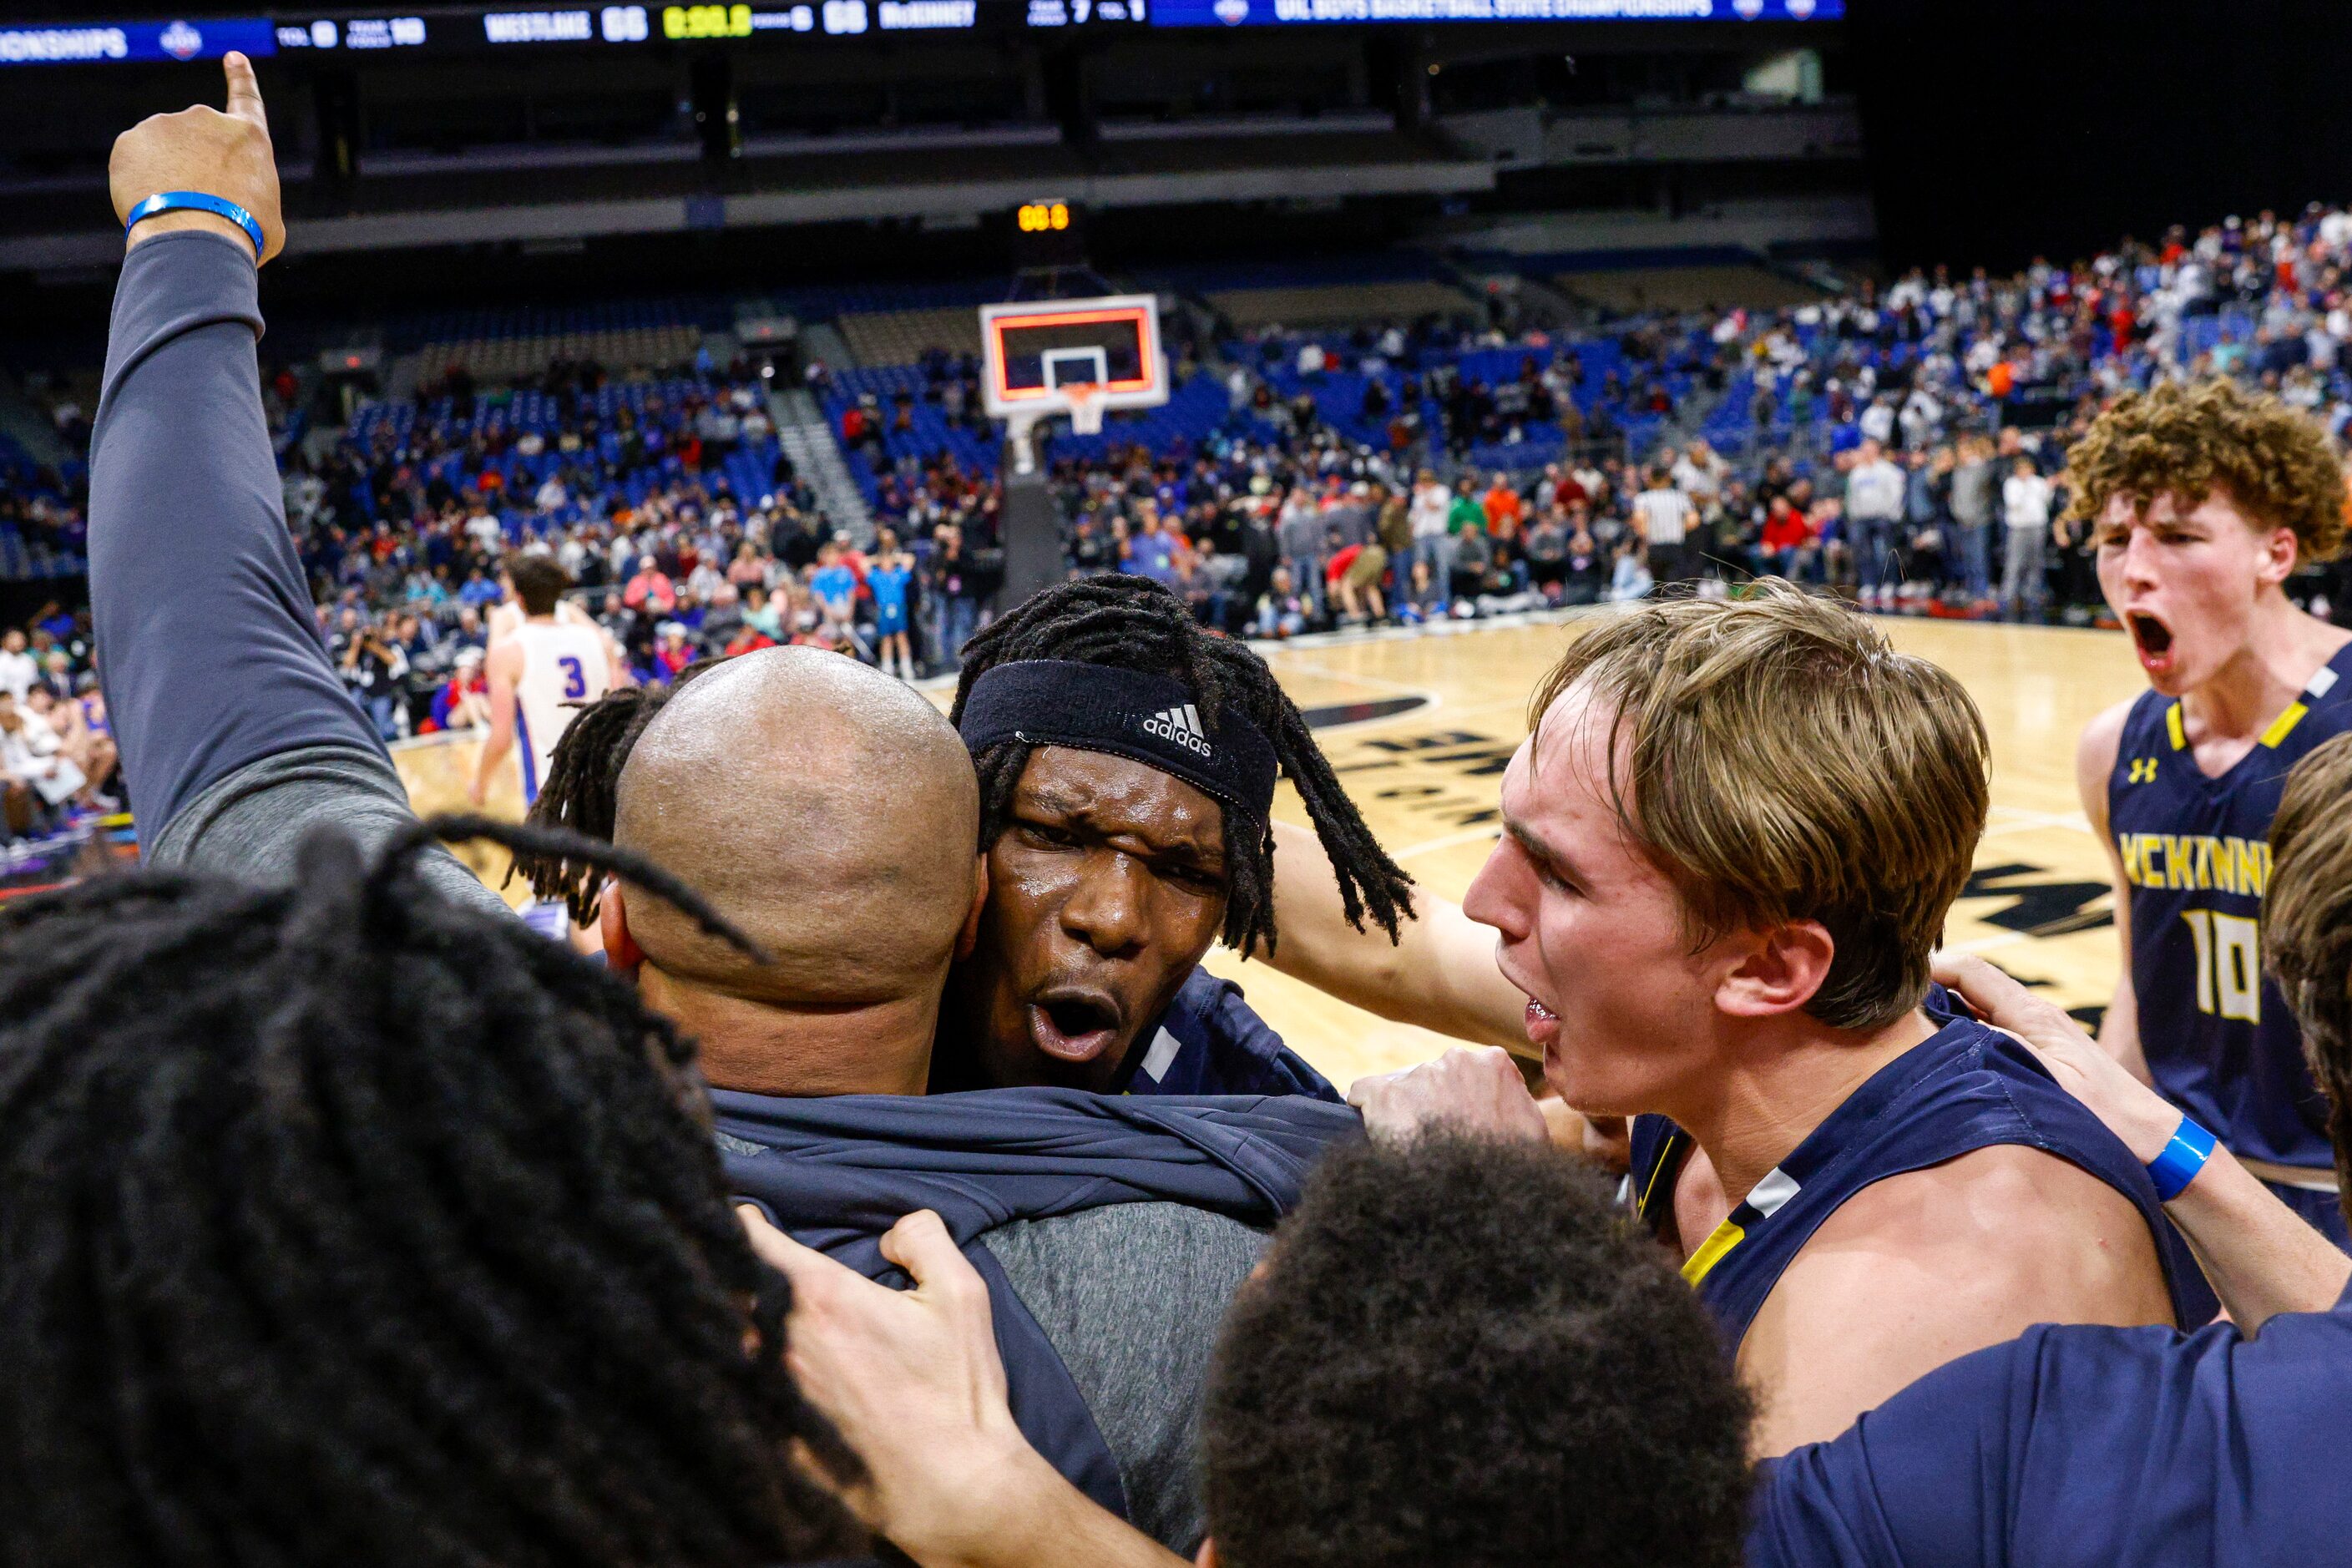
[1631,465,1699,589]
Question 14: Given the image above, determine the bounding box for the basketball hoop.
[1064,382,1105,437]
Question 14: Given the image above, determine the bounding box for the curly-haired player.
[2070,378,2352,1252]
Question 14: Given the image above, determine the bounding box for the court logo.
[1786,0,1815,14]
[159,19,203,58]
[1731,0,1763,15]
[1144,703,1214,757]
[1214,0,1250,23]
[2128,756,2158,785]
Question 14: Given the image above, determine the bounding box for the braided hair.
[0,815,862,1568]
[512,660,722,925]
[949,574,1413,957]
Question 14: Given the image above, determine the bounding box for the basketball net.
[1065,382,1105,437]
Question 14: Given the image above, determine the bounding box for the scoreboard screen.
[0,0,1829,67]
[0,18,277,64]
[1148,0,1838,21]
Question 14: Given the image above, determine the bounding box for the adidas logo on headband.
[1143,702,1214,758]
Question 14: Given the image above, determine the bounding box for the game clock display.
[1009,200,1088,268]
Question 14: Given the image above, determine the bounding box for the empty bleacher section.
[791,279,1009,371]
[835,309,989,368]
[1144,255,1480,332]
[1557,265,1829,318]
[390,299,737,387]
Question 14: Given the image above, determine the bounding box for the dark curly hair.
[1201,1136,1754,1568]
[948,575,1413,958]
[2266,731,2352,1232]
[2062,378,2348,562]
[0,814,863,1568]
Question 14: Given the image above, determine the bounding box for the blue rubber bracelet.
[124,191,264,261]
[2147,1114,2218,1202]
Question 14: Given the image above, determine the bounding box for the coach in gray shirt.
[91,58,1338,1555]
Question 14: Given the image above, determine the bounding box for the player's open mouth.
[1523,997,1560,1047]
[2127,611,2176,673]
[1029,990,1124,1064]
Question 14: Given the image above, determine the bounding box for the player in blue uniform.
[2071,380,2352,1249]
[1626,989,2193,1358]
[934,575,1414,1102]
[868,542,917,682]
[1349,586,2178,1454]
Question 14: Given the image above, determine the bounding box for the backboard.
[979,294,1170,443]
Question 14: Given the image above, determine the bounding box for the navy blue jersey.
[1114,966,1342,1102]
[2108,643,2352,1171]
[1752,1277,2352,1568]
[1627,1012,2194,1352]
[716,1086,1359,1523]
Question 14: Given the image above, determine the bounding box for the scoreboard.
[0,0,1839,63]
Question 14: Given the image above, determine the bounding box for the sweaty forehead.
[1015,746,1227,857]
[2101,488,2254,530]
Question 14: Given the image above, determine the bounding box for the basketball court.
[397,609,2142,1090]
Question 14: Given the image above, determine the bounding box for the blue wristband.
[2147,1114,2218,1202]
[124,191,264,261]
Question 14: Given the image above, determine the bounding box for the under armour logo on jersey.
[2127,756,2158,785]
[1143,702,1213,757]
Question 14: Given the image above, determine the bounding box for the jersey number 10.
[2179,909,2261,1024]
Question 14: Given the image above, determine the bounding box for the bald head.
[615,648,979,1008]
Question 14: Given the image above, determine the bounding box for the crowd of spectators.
[1041,203,2352,635]
[276,349,1010,742]
[12,200,2352,817]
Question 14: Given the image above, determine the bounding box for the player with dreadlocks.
[524,574,1412,1100]
[934,574,1414,1097]
[0,812,864,1568]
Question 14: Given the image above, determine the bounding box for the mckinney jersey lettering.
[2116,832,2271,895]
[1626,1009,2194,1352]
[2108,644,2352,1171]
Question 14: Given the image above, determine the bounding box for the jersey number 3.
[2180,909,2261,1023]
[558,655,587,701]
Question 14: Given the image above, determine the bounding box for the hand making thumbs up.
[109,50,286,265]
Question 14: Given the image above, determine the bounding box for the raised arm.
[1260,817,1530,1054]
[91,56,499,913]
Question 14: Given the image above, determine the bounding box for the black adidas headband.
[957,659,1281,820]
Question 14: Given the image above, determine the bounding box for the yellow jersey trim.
[1682,1218,1746,1286]
[2165,703,2187,751]
[1637,1130,1683,1217]
[2260,701,2310,750]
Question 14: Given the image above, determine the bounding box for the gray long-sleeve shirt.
[88,230,1261,1552]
